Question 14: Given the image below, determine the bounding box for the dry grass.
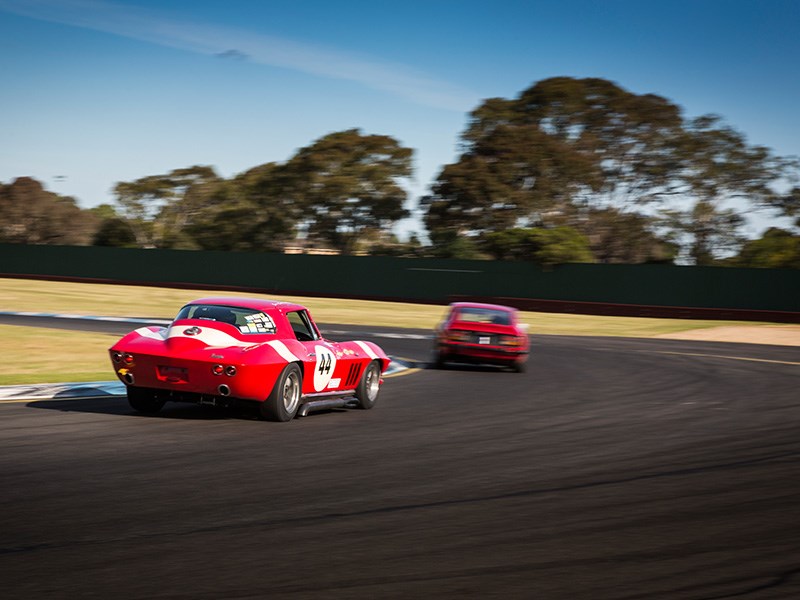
[0,277,770,334]
[0,324,115,384]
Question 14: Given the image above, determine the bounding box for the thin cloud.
[0,0,477,112]
[216,49,248,61]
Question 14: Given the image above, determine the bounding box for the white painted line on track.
[324,329,431,340]
[589,345,800,367]
[0,381,127,402]
[406,268,483,273]
[652,350,800,367]
[0,311,172,325]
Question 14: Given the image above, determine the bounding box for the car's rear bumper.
[438,342,528,365]
[110,352,278,401]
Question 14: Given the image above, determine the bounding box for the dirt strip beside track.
[656,325,800,346]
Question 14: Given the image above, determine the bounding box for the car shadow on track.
[28,397,253,420]
[27,394,354,422]
[425,362,520,373]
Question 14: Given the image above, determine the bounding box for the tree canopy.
[105,129,413,255]
[423,77,798,265]
[4,80,799,268]
[734,228,800,269]
[285,129,413,254]
[0,177,98,245]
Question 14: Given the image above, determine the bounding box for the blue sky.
[1,0,798,239]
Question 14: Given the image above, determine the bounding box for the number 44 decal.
[318,354,332,374]
[312,345,338,392]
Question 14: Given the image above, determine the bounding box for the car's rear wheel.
[127,386,165,414]
[432,349,447,369]
[261,363,302,422]
[355,360,381,409]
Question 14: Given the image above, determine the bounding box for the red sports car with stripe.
[433,302,529,372]
[109,297,390,421]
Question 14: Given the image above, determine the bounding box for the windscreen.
[453,307,511,326]
[174,304,277,334]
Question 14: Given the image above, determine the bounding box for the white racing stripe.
[166,326,253,348]
[355,340,379,360]
[133,327,303,360]
[266,340,302,362]
[135,327,166,340]
[135,325,253,347]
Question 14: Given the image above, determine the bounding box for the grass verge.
[0,276,774,333]
[0,324,115,385]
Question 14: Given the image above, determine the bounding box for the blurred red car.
[109,297,390,421]
[433,302,529,372]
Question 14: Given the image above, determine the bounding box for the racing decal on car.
[313,345,338,392]
[239,312,277,334]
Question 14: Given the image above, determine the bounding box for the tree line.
[2,77,798,267]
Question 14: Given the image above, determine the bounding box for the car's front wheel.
[355,360,381,410]
[261,363,302,422]
[127,386,166,414]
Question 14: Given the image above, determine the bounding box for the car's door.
[285,309,353,394]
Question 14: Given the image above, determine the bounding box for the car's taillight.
[123,353,134,364]
[448,331,470,342]
[500,335,524,347]
[213,364,236,376]
[112,352,123,363]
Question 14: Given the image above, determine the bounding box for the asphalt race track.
[1,317,799,599]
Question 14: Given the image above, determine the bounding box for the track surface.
[1,320,799,599]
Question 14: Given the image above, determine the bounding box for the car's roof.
[186,297,306,313]
[450,302,516,313]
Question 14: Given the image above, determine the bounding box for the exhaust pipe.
[123,372,135,385]
[217,384,231,397]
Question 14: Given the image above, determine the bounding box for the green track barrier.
[1,243,798,314]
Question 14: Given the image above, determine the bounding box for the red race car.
[433,302,529,372]
[109,297,390,421]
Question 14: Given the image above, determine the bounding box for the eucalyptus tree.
[735,228,800,269]
[0,177,97,245]
[284,129,413,254]
[423,77,797,264]
[186,162,300,253]
[113,166,220,248]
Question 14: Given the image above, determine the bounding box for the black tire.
[260,363,302,422]
[127,387,165,414]
[511,360,526,373]
[432,349,447,369]
[355,360,381,410]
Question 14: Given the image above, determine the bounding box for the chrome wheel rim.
[282,371,300,414]
[366,365,380,401]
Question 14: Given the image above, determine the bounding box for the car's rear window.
[453,307,512,325]
[175,304,277,334]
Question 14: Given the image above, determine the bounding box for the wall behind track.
[1,244,798,321]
